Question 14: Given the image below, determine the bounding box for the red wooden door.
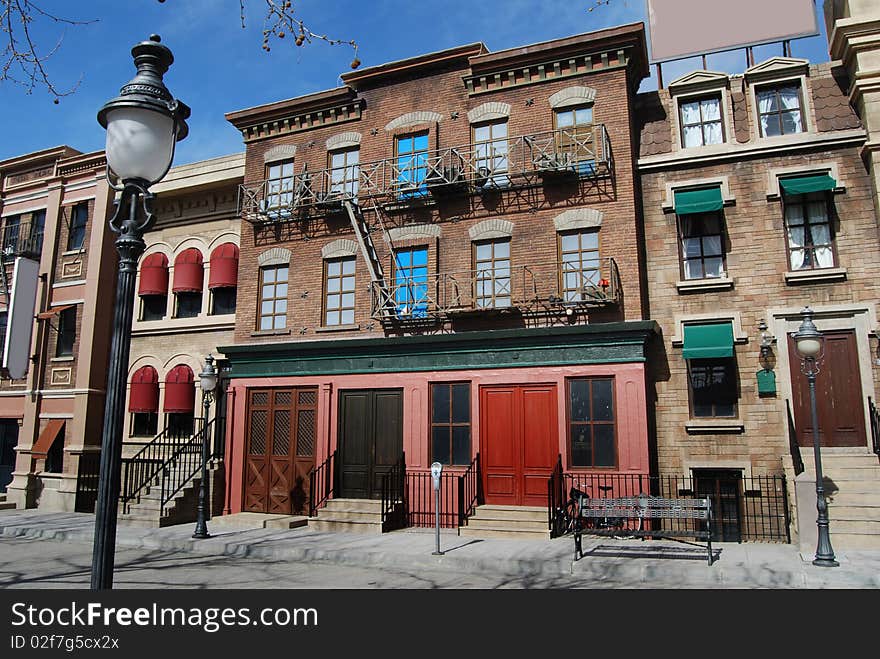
[788,330,866,448]
[480,384,558,506]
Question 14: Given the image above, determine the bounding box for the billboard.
[646,0,819,63]
[3,257,39,380]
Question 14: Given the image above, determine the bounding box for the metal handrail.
[308,450,337,517]
[869,397,880,463]
[1,220,44,258]
[238,125,612,222]
[380,452,406,532]
[547,454,564,537]
[159,418,215,513]
[786,399,805,476]
[457,453,482,527]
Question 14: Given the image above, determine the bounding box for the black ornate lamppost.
[193,355,218,539]
[792,306,838,567]
[90,35,190,590]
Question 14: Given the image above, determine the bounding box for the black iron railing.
[786,399,805,475]
[407,470,459,528]
[159,418,214,513]
[1,219,44,258]
[457,453,482,527]
[120,418,204,514]
[74,451,101,513]
[548,454,565,537]
[380,452,406,532]
[869,398,880,463]
[308,450,337,517]
[548,472,791,543]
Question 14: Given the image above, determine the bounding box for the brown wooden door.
[337,389,403,500]
[244,388,317,514]
[480,384,558,506]
[694,469,742,542]
[788,330,867,448]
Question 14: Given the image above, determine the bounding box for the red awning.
[129,365,159,413]
[208,243,239,289]
[37,304,76,320]
[139,253,169,297]
[164,364,195,413]
[31,419,65,457]
[172,248,204,293]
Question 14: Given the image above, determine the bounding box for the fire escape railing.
[238,125,612,223]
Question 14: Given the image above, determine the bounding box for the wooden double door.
[480,384,558,507]
[788,330,867,448]
[337,389,403,500]
[244,388,317,514]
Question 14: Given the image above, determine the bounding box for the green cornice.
[220,322,658,378]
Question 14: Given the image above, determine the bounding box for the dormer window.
[679,95,723,148]
[756,83,804,137]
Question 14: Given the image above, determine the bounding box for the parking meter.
[431,462,443,555]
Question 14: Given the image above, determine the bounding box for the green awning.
[682,322,734,359]
[779,174,837,196]
[674,187,724,215]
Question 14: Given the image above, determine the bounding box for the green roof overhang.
[682,322,734,360]
[674,187,724,215]
[779,174,837,196]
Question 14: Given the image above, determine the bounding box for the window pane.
[341,293,355,308]
[575,107,592,125]
[327,278,340,293]
[432,427,450,465]
[327,294,340,309]
[451,383,470,423]
[260,316,273,330]
[277,267,288,281]
[452,426,471,465]
[432,384,450,423]
[342,258,355,275]
[261,301,274,315]
[591,380,613,421]
[494,241,510,258]
[593,425,615,467]
[570,425,592,467]
[569,380,590,421]
[275,299,287,314]
[276,283,288,298]
[263,268,276,284]
[556,111,573,128]
[274,314,286,329]
[341,310,355,325]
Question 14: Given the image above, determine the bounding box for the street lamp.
[792,306,838,567]
[90,34,190,590]
[193,355,218,539]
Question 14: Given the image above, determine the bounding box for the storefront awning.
[779,174,837,196]
[31,419,65,457]
[682,322,734,359]
[674,187,724,215]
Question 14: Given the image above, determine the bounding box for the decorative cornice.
[237,99,364,144]
[388,224,441,241]
[263,144,297,163]
[467,102,511,124]
[667,70,730,94]
[257,247,291,266]
[321,239,359,259]
[469,218,513,240]
[744,57,810,83]
[549,86,597,108]
[384,111,443,132]
[553,208,603,231]
[326,131,362,150]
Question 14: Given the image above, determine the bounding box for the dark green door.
[338,389,403,499]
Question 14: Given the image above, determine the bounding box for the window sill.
[315,324,360,333]
[784,267,846,285]
[676,277,734,293]
[50,356,74,363]
[250,328,292,337]
[685,419,745,434]
[62,248,86,257]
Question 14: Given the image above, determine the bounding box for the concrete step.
[827,532,880,550]
[309,518,383,534]
[210,513,309,530]
[459,524,550,540]
[322,498,383,513]
[315,509,385,523]
[827,491,880,506]
[0,494,15,510]
[469,505,547,523]
[806,454,880,468]
[465,516,550,531]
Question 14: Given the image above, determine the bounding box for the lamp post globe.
[193,356,218,540]
[793,306,838,567]
[90,34,189,590]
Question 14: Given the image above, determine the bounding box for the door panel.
[481,387,518,505]
[788,330,866,448]
[521,386,557,506]
[695,470,742,543]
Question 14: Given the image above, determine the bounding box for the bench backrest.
[576,495,711,520]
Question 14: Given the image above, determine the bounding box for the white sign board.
[3,257,39,380]
[646,0,819,63]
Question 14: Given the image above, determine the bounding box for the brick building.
[637,55,880,547]
[0,146,117,512]
[220,24,658,533]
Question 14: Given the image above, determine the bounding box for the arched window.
[164,364,195,437]
[129,366,159,437]
[208,243,238,315]
[172,249,204,318]
[138,253,169,321]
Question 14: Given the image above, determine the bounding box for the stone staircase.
[0,493,15,511]
[117,463,222,528]
[786,451,880,550]
[458,505,550,540]
[309,498,386,534]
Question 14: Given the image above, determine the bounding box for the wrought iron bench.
[573,494,714,566]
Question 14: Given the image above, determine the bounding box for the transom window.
[680,95,724,147]
[474,120,509,186]
[567,378,615,468]
[784,192,834,271]
[680,212,725,280]
[757,84,804,137]
[258,265,288,330]
[688,358,738,418]
[328,148,359,199]
[554,106,595,173]
[395,132,429,198]
[393,247,428,317]
[474,239,511,309]
[324,257,356,326]
[559,230,600,301]
[265,159,295,210]
[430,382,471,466]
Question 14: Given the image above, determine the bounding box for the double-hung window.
[757,84,805,137]
[559,230,600,301]
[682,322,738,419]
[474,239,511,309]
[680,212,725,280]
[395,132,429,199]
[430,382,471,466]
[554,106,595,173]
[567,378,615,468]
[67,203,88,251]
[265,159,295,211]
[328,148,359,200]
[474,121,509,187]
[258,265,288,330]
[324,257,355,326]
[784,192,834,271]
[393,247,428,317]
[679,95,724,147]
[55,307,76,357]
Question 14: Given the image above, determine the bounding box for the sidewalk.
[1,509,878,588]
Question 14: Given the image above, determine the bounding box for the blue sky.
[0,1,832,166]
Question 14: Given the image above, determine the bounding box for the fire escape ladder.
[343,200,394,318]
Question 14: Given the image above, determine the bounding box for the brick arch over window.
[263,144,297,163]
[553,208,603,232]
[467,102,511,124]
[388,224,441,241]
[384,111,443,132]
[257,247,291,267]
[326,132,362,150]
[321,239,359,259]
[549,86,597,109]
[469,219,514,241]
